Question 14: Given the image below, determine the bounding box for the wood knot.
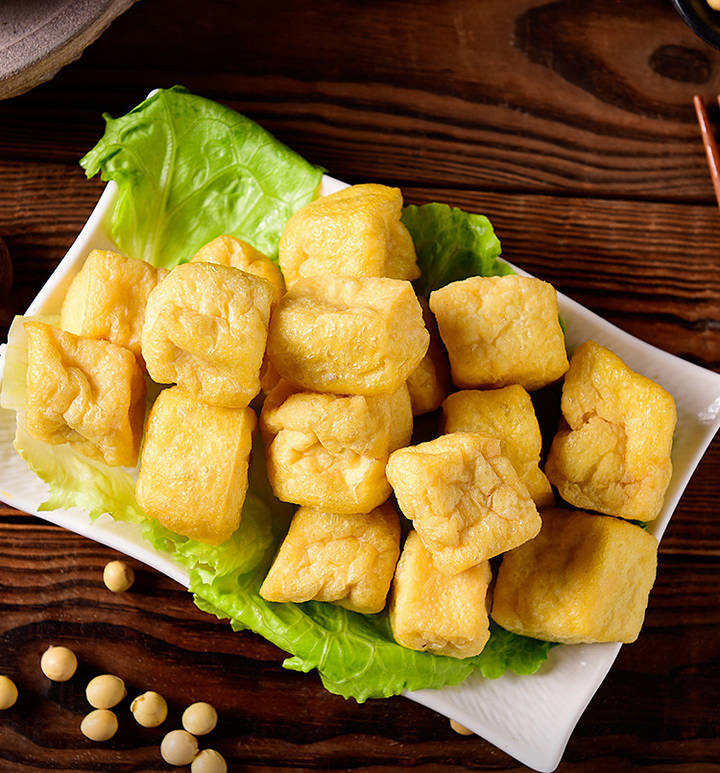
[649,45,712,84]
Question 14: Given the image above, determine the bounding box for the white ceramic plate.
[2,175,720,772]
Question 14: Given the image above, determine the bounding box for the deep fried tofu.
[24,321,146,467]
[386,432,541,575]
[260,503,401,614]
[429,275,568,391]
[279,184,420,285]
[545,341,676,521]
[261,381,412,513]
[442,386,554,508]
[136,386,255,544]
[266,275,429,396]
[389,531,492,658]
[491,508,658,643]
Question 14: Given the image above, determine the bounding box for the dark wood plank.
[2,0,720,202]
[0,518,716,772]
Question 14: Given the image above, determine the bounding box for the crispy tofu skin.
[261,381,413,513]
[60,249,166,357]
[389,532,492,658]
[136,386,255,545]
[278,183,420,286]
[442,387,554,508]
[142,262,274,408]
[491,509,658,644]
[429,275,569,391]
[545,341,677,521]
[259,504,401,614]
[23,321,146,467]
[386,432,541,575]
[266,275,429,396]
[190,235,285,306]
[406,298,450,416]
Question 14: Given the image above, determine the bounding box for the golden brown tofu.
[406,298,450,416]
[389,531,492,658]
[278,183,420,285]
[442,386,554,508]
[23,321,146,467]
[259,503,401,614]
[491,508,658,644]
[545,341,677,521]
[60,249,166,357]
[266,275,429,396]
[429,275,568,391]
[261,381,413,513]
[190,235,285,306]
[386,432,541,575]
[142,262,274,408]
[136,386,255,544]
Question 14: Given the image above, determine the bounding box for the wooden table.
[1,1,719,770]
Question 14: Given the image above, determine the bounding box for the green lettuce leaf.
[142,493,273,578]
[402,203,512,296]
[472,622,556,678]
[80,86,324,266]
[190,563,476,702]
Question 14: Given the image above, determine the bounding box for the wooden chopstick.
[694,95,720,208]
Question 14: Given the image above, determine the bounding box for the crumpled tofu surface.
[259,503,401,614]
[24,320,146,467]
[389,531,492,658]
[279,183,420,285]
[386,432,541,575]
[429,275,568,391]
[491,508,658,644]
[406,297,450,416]
[191,234,285,305]
[442,386,554,508]
[142,262,274,407]
[136,386,255,545]
[261,381,412,513]
[545,340,677,521]
[60,249,166,357]
[266,275,429,395]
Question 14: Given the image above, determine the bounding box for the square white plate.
[2,175,719,772]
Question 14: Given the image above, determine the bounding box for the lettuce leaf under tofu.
[402,203,512,296]
[80,86,323,266]
[2,89,554,703]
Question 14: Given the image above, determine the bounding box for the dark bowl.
[673,0,720,50]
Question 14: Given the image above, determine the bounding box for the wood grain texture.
[0,0,719,770]
[3,0,720,201]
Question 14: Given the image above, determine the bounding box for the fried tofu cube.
[278,183,420,285]
[23,321,146,467]
[406,298,450,416]
[545,341,677,521]
[261,381,413,513]
[259,503,401,614]
[136,386,255,544]
[442,387,554,508]
[142,262,274,408]
[389,531,492,658]
[60,249,166,357]
[191,235,285,305]
[386,432,541,575]
[266,275,429,396]
[429,275,568,391]
[491,509,658,643]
